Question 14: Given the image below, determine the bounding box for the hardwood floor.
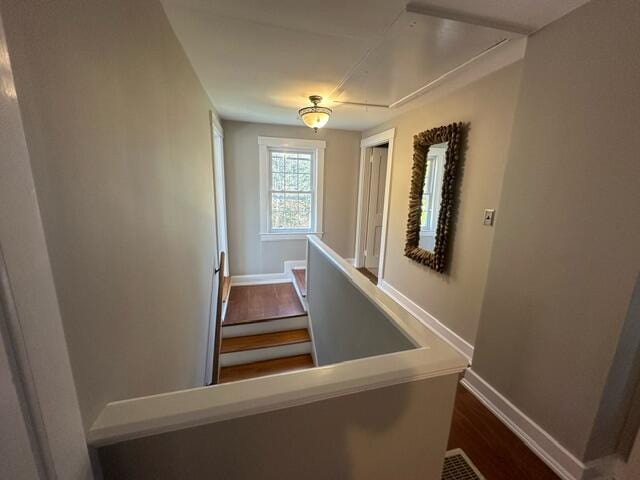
[221,329,310,353]
[219,354,314,383]
[356,267,378,285]
[448,383,560,480]
[225,283,305,325]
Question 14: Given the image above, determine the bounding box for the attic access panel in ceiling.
[332,9,523,108]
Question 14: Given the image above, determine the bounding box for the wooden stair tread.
[292,268,306,297]
[221,329,310,353]
[219,354,314,383]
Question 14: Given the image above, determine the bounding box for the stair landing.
[225,282,305,325]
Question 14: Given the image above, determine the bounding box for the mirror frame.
[404,122,463,273]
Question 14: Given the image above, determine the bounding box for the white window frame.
[258,136,325,242]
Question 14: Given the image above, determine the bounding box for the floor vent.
[442,449,485,480]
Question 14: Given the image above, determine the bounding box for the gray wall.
[223,120,360,275]
[98,375,458,480]
[307,243,414,366]
[473,0,640,461]
[362,62,523,344]
[1,0,218,428]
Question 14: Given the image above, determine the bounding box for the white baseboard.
[230,273,291,286]
[284,260,306,274]
[379,280,473,363]
[461,368,614,480]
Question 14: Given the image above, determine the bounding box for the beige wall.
[1,0,218,428]
[223,120,360,275]
[362,62,523,344]
[98,375,458,480]
[473,0,640,460]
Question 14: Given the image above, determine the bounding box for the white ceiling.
[162,0,591,131]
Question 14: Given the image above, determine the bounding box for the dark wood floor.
[448,383,559,480]
[356,267,378,284]
[225,283,305,325]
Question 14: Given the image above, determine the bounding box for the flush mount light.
[298,95,332,133]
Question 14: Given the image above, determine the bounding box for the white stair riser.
[220,342,312,367]
[222,316,308,338]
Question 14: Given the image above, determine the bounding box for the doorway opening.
[354,129,395,286]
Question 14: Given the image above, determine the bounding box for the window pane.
[271,192,311,230]
[298,158,311,174]
[271,153,284,172]
[272,171,284,191]
[284,173,298,191]
[299,173,311,191]
[285,157,297,173]
[268,150,314,231]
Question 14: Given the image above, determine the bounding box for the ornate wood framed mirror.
[404,123,463,273]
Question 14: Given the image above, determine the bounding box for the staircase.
[292,268,306,299]
[219,285,314,383]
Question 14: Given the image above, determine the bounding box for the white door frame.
[354,128,395,284]
[211,117,229,273]
[205,116,228,384]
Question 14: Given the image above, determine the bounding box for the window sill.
[260,232,324,242]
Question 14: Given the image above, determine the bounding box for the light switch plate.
[483,209,495,226]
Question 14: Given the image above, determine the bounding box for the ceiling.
[162,0,591,131]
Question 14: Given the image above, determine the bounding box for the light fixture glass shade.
[298,95,332,131]
[300,109,331,129]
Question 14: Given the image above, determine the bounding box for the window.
[420,154,438,233]
[259,137,325,241]
[420,147,446,235]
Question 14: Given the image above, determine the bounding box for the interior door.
[365,146,388,271]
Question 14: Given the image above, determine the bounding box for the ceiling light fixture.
[298,95,332,133]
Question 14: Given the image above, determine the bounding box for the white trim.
[258,136,325,239]
[360,129,395,148]
[379,280,473,363]
[221,316,308,338]
[220,342,312,367]
[88,348,465,447]
[211,120,229,272]
[229,258,308,287]
[230,273,291,286]
[461,369,611,480]
[258,136,326,149]
[260,231,323,242]
[284,260,307,274]
[354,128,395,286]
